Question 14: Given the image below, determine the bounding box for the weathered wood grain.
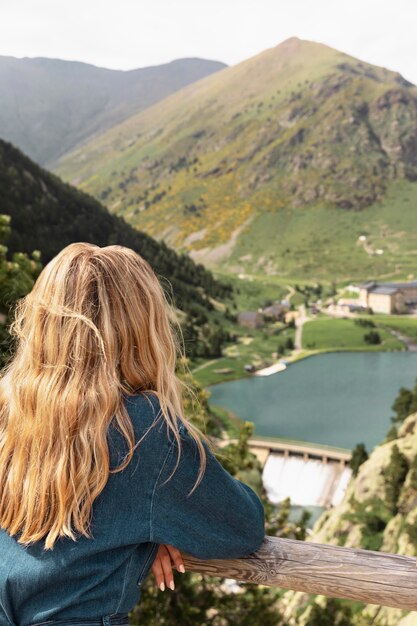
[181,536,417,610]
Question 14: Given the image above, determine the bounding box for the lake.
[208,352,417,452]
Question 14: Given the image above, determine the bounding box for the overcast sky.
[1,0,416,84]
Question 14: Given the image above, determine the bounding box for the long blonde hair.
[0,242,209,550]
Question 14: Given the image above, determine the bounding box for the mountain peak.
[275,36,319,49]
[278,36,302,45]
[273,36,336,56]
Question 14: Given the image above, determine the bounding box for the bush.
[342,496,391,551]
[354,318,375,328]
[363,330,381,345]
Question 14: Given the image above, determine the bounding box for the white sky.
[1,0,416,84]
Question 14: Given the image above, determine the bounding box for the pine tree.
[349,443,368,477]
[384,444,409,514]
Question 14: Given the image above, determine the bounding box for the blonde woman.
[0,242,265,626]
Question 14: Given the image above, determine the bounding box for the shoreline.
[252,361,287,376]
[203,345,409,388]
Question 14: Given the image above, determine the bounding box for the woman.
[0,242,265,626]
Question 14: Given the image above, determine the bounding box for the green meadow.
[364,315,417,341]
[302,317,403,351]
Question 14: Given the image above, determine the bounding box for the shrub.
[363,330,381,344]
[354,318,375,328]
[342,496,391,551]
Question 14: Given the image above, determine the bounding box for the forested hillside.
[0,138,235,358]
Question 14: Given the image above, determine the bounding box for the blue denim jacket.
[0,392,265,626]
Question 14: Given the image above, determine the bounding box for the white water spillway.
[262,452,352,507]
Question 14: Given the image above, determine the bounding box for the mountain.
[282,402,417,625]
[0,56,226,166]
[0,138,232,320]
[54,38,417,281]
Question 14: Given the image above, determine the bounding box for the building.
[261,302,285,320]
[359,280,417,314]
[284,310,300,324]
[237,311,265,329]
[326,300,367,317]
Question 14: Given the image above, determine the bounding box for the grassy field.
[302,317,404,351]
[366,315,417,341]
[191,324,296,387]
[213,270,290,311]
[228,180,417,281]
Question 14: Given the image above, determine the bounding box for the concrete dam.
[219,435,352,508]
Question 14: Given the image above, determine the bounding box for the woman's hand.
[151,543,185,591]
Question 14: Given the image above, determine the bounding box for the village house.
[326,300,366,316]
[284,310,300,324]
[359,280,417,314]
[237,311,264,329]
[261,302,286,320]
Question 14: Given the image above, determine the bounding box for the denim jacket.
[0,393,265,626]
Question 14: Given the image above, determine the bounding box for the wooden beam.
[181,536,417,611]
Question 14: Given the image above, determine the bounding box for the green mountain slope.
[55,38,417,281]
[0,138,232,320]
[0,56,226,166]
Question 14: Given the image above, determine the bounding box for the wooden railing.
[181,536,417,611]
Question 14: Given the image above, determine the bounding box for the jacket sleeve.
[149,422,265,559]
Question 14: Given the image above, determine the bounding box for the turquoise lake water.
[208,352,417,453]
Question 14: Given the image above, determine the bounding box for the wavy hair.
[0,242,210,550]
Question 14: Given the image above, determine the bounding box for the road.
[294,304,309,351]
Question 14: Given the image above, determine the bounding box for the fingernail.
[169,580,175,591]
[159,582,165,592]
[178,564,185,573]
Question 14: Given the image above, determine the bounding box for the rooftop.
[360,280,417,293]
[370,286,400,295]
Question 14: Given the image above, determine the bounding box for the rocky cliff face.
[280,412,417,625]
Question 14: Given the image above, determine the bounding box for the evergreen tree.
[384,444,409,514]
[349,443,368,477]
[391,386,415,423]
